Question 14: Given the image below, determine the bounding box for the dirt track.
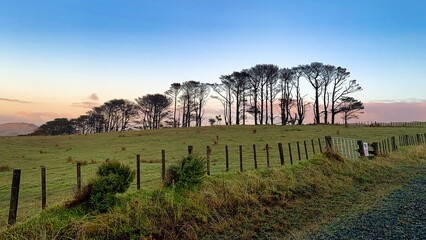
[311,168,426,240]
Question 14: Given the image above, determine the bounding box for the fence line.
[350,121,426,127]
[3,133,425,225]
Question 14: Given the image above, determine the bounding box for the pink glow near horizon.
[355,102,426,123]
[0,100,425,126]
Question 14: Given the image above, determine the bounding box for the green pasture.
[0,124,424,224]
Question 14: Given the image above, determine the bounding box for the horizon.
[1,0,425,125]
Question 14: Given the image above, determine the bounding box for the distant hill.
[0,122,38,136]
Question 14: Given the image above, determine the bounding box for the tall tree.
[231,71,249,125]
[337,97,364,125]
[179,81,201,127]
[292,67,307,125]
[301,62,324,124]
[86,99,135,132]
[278,68,294,125]
[210,75,233,125]
[72,115,90,134]
[32,118,75,136]
[248,64,279,125]
[330,67,362,124]
[266,65,280,124]
[321,65,336,124]
[135,94,171,129]
[194,82,210,126]
[165,83,181,128]
[87,107,105,133]
[119,100,139,130]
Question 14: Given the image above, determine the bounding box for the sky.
[1,0,426,125]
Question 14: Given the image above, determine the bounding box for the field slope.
[0,124,425,231]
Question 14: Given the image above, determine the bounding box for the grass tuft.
[0,165,11,172]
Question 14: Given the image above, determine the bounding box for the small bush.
[89,161,135,212]
[164,155,206,189]
[67,161,134,212]
[96,161,135,193]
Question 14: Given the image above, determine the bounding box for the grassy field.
[0,124,425,224]
[1,142,425,239]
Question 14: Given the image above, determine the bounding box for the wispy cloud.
[0,111,71,125]
[71,102,99,109]
[368,98,426,103]
[88,93,99,101]
[0,98,32,104]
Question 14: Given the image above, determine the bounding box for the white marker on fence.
[363,142,369,157]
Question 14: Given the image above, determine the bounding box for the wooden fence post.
[384,140,388,154]
[278,143,284,166]
[391,137,397,151]
[188,145,193,155]
[41,166,46,210]
[225,145,229,172]
[76,162,81,191]
[161,150,166,181]
[253,144,258,169]
[311,139,316,155]
[239,145,243,172]
[357,140,365,157]
[297,141,301,161]
[387,138,391,152]
[8,169,21,225]
[372,142,379,156]
[325,136,333,150]
[288,143,293,165]
[304,140,308,160]
[206,146,211,175]
[266,144,270,168]
[318,138,323,153]
[136,154,141,190]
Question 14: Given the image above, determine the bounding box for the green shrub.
[66,161,134,212]
[89,161,135,212]
[164,155,206,189]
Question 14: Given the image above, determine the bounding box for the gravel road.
[310,169,426,240]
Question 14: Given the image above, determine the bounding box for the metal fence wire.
[331,137,361,160]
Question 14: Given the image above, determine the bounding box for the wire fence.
[2,132,426,226]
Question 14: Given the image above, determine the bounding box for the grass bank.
[2,144,425,239]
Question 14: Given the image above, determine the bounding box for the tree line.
[32,62,363,135]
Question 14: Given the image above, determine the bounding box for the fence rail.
[350,121,426,127]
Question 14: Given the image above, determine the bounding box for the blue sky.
[1,0,426,124]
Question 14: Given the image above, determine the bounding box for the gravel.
[310,169,426,240]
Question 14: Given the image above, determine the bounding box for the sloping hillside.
[0,122,37,136]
